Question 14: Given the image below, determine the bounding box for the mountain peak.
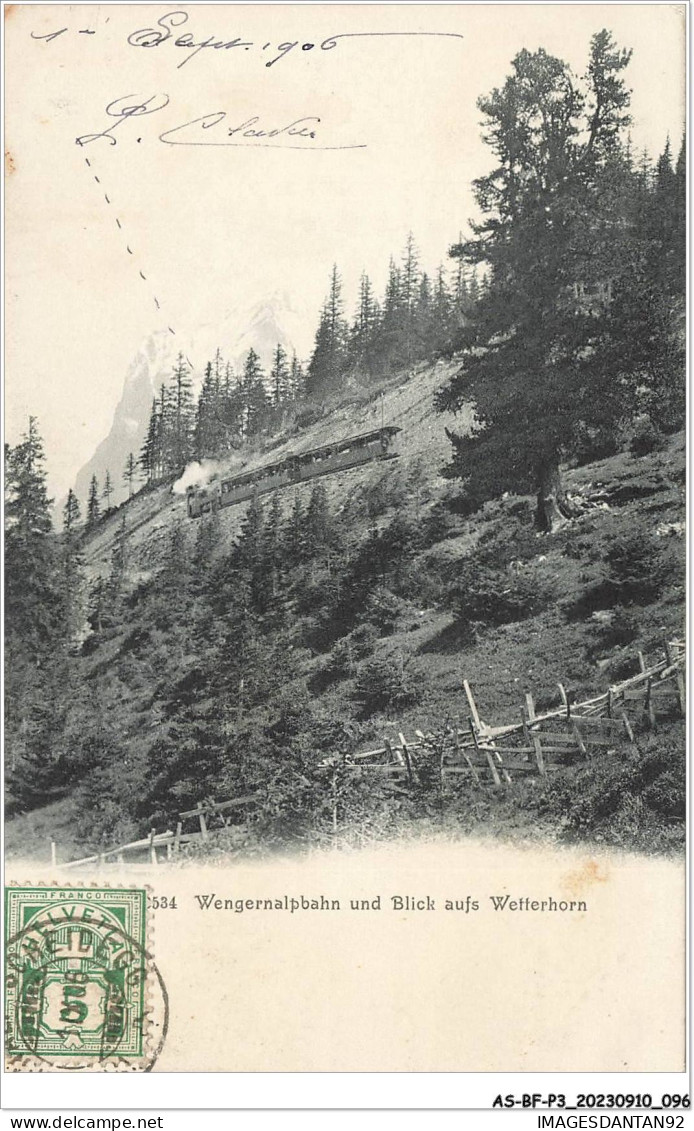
[72,296,313,509]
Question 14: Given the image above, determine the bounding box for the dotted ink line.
[82,153,176,334]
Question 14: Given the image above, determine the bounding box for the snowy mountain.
[73,293,313,507]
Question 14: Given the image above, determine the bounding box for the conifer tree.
[270,343,291,407]
[193,510,221,588]
[61,488,84,644]
[169,352,196,470]
[159,522,190,605]
[86,474,101,530]
[5,417,61,657]
[348,272,380,377]
[123,452,137,497]
[284,493,306,565]
[288,353,306,400]
[416,272,435,355]
[377,257,405,372]
[264,494,285,571]
[192,348,229,457]
[261,493,286,616]
[62,488,81,534]
[241,348,268,437]
[306,265,348,397]
[139,399,160,484]
[195,360,216,458]
[158,382,173,472]
[305,482,333,560]
[235,494,265,575]
[5,419,65,803]
[437,31,641,530]
[400,232,421,368]
[102,470,114,512]
[431,265,453,350]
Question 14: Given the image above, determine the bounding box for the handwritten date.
[127,9,328,68]
[32,10,463,70]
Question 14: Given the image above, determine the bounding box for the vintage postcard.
[3,0,687,1096]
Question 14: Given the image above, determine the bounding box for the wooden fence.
[322,638,685,787]
[57,639,684,868]
[58,795,258,870]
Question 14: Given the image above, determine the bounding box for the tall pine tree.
[306,265,348,397]
[437,31,643,530]
[86,474,101,530]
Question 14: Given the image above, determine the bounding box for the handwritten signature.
[75,96,367,151]
[33,10,464,70]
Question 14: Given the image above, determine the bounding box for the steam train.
[186,425,401,518]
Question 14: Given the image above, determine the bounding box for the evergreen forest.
[5,32,686,860]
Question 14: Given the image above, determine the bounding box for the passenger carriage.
[186,425,400,518]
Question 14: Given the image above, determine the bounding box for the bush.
[531,727,685,852]
[420,503,461,546]
[359,588,413,634]
[605,533,668,604]
[476,511,539,567]
[353,652,422,715]
[451,562,555,629]
[628,414,662,456]
[328,623,379,676]
[587,608,640,656]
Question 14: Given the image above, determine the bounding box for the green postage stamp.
[5,886,166,1071]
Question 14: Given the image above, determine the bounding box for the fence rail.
[57,638,684,868]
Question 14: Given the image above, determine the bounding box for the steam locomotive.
[186,425,401,519]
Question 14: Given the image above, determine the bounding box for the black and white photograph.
[3,0,688,1098]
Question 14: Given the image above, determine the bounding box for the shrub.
[450,563,555,629]
[588,608,640,656]
[328,623,379,676]
[476,507,538,566]
[359,470,409,519]
[531,726,685,852]
[628,414,662,456]
[353,651,422,715]
[605,533,668,604]
[360,588,412,634]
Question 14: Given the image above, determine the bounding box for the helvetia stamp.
[5,886,167,1071]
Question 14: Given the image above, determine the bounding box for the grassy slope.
[80,359,469,581]
[8,361,686,861]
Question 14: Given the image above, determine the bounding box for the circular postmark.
[5,888,168,1072]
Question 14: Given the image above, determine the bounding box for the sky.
[5,3,686,500]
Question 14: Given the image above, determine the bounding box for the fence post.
[399,732,416,786]
[645,679,656,729]
[438,733,447,814]
[149,828,158,865]
[50,840,57,867]
[571,722,588,757]
[523,694,546,776]
[469,717,501,787]
[463,680,482,730]
[522,708,545,776]
[454,726,480,785]
[331,771,338,835]
[620,711,636,751]
[666,641,686,715]
[557,683,570,721]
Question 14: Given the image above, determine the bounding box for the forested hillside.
[5,30,685,861]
